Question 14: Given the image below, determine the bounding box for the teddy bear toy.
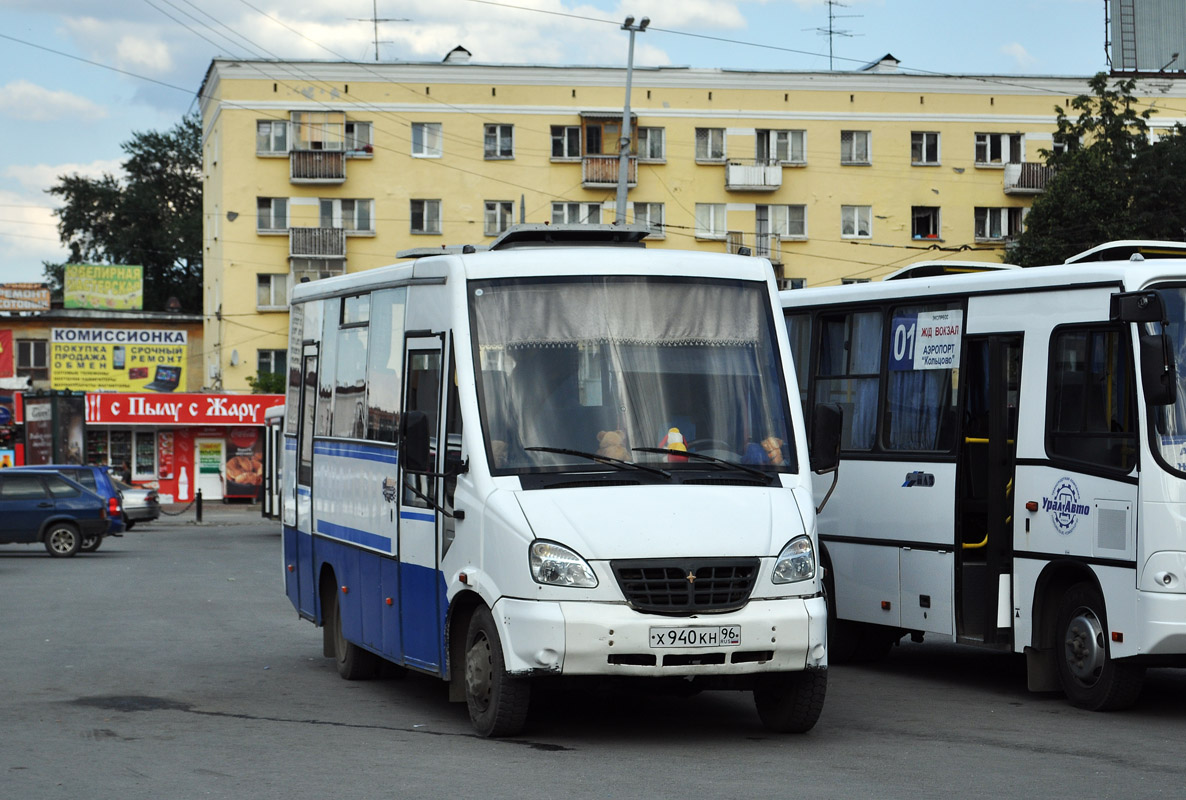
[596,430,629,461]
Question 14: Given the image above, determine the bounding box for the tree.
[1006,73,1176,267]
[245,371,286,394]
[45,114,202,312]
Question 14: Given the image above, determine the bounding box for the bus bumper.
[493,595,827,677]
[1137,591,1186,656]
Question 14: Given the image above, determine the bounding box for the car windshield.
[111,477,134,491]
[470,275,795,475]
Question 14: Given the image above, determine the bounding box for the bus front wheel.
[464,605,531,738]
[753,669,827,733]
[1055,582,1143,710]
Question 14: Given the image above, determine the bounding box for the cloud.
[5,160,123,195]
[0,81,107,122]
[1001,42,1037,68]
[0,188,68,281]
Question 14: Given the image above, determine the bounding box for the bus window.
[403,350,442,508]
[1048,326,1137,471]
[884,303,961,452]
[816,310,881,450]
[365,288,407,443]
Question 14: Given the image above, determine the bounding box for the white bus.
[781,242,1186,710]
[281,224,837,736]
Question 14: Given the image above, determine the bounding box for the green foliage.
[245,371,286,394]
[1007,73,1186,266]
[43,114,203,312]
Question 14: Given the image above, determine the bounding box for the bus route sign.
[889,309,963,371]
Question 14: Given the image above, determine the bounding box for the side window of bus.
[332,294,369,439]
[316,298,340,437]
[442,347,462,557]
[1048,326,1137,471]
[785,312,811,409]
[816,310,882,450]
[884,303,960,452]
[366,288,407,443]
[403,350,442,508]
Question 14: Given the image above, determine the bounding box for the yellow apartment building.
[197,53,1186,391]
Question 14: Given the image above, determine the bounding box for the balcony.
[290,227,347,258]
[725,159,782,192]
[1003,162,1054,195]
[290,150,346,183]
[582,155,637,188]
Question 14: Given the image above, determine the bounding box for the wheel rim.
[1063,605,1106,687]
[466,632,493,712]
[49,529,75,554]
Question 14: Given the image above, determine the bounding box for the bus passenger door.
[292,344,318,617]
[956,335,1021,645]
[398,335,445,672]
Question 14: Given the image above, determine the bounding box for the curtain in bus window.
[471,277,793,473]
[885,303,959,451]
[816,311,880,451]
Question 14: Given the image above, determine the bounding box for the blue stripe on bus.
[400,511,436,523]
[313,440,399,464]
[316,519,392,551]
[284,438,297,451]
[297,486,310,497]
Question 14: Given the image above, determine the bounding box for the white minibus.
[281,224,835,736]
[782,241,1186,710]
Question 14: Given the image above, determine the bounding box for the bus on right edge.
[781,241,1186,710]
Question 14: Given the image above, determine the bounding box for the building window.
[757,129,806,164]
[484,124,514,159]
[759,204,807,239]
[638,127,665,161]
[16,339,47,381]
[785,278,807,290]
[256,120,287,154]
[256,197,288,232]
[257,274,288,310]
[632,202,665,238]
[410,199,442,234]
[841,278,872,285]
[974,207,1025,240]
[840,130,871,165]
[291,111,344,151]
[484,201,514,236]
[320,198,374,233]
[412,122,443,157]
[695,128,726,161]
[345,121,372,155]
[291,258,346,283]
[258,349,286,377]
[975,133,1023,166]
[694,203,726,239]
[911,132,940,165]
[551,202,601,224]
[1052,133,1078,156]
[841,205,872,238]
[551,125,581,159]
[911,206,941,239]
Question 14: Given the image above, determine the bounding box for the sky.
[0,0,1111,284]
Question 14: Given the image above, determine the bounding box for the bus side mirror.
[1112,291,1177,406]
[401,411,431,473]
[810,403,842,474]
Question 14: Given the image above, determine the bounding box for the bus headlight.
[772,536,816,584]
[530,540,598,588]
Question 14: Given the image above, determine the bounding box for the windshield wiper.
[631,447,772,481]
[525,446,672,478]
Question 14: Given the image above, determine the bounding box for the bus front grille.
[610,558,760,614]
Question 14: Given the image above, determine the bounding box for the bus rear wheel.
[326,585,379,681]
[753,669,827,733]
[1055,582,1143,710]
[464,605,530,738]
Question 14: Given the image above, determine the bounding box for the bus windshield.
[1153,286,1186,473]
[470,275,796,475]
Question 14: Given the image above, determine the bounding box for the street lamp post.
[615,15,649,224]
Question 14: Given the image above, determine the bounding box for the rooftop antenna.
[803,0,861,70]
[350,1,409,61]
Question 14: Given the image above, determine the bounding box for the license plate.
[649,626,741,648]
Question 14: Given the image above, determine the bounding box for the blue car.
[0,470,112,557]
[10,465,126,551]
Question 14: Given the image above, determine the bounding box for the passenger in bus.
[742,436,786,465]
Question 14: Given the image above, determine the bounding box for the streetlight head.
[622,15,634,29]
[639,17,650,31]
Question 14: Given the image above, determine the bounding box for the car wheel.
[753,669,827,733]
[125,520,136,531]
[44,523,81,558]
[465,605,531,738]
[79,533,103,553]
